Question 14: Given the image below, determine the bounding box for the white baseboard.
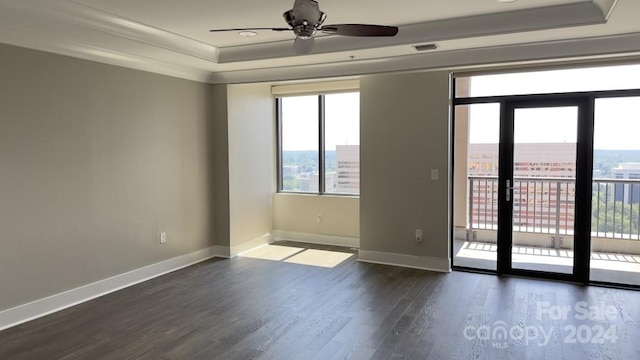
[211,245,232,259]
[230,233,272,257]
[358,250,451,273]
[0,246,222,332]
[272,230,359,249]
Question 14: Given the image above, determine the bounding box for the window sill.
[276,191,360,199]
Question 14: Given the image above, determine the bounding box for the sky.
[468,104,578,144]
[281,64,640,151]
[281,92,359,151]
[467,64,640,150]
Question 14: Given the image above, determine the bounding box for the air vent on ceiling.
[413,44,438,52]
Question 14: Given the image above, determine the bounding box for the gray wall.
[227,84,275,252]
[0,41,453,312]
[0,44,214,311]
[210,85,230,248]
[360,71,451,261]
[273,194,359,238]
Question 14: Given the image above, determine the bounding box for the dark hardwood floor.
[1,241,639,359]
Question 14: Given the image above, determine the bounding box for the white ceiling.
[0,0,638,84]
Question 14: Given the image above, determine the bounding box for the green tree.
[591,184,639,236]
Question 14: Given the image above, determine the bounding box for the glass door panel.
[453,103,500,271]
[510,106,578,274]
[591,97,640,286]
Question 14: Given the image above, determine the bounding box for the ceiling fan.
[209,0,399,55]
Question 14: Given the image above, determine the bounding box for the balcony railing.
[469,176,640,240]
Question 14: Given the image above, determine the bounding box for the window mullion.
[319,95,326,194]
[276,98,283,191]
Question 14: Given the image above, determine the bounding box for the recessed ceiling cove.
[0,0,635,84]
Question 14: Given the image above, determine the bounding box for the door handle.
[506,179,515,202]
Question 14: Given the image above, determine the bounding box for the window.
[279,95,319,192]
[277,92,360,195]
[455,63,640,98]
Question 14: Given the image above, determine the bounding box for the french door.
[452,68,640,288]
[497,97,592,283]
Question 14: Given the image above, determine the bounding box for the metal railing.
[469,176,640,240]
[592,179,640,239]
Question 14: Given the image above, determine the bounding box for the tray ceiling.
[0,0,637,84]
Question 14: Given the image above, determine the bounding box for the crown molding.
[595,0,619,20]
[61,1,220,62]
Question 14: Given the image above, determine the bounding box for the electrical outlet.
[160,232,167,244]
[316,213,322,223]
[415,229,423,243]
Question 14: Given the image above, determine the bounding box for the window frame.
[276,91,359,196]
[451,67,640,289]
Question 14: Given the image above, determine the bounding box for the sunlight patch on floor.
[239,245,305,261]
[455,240,640,274]
[512,253,573,266]
[591,258,640,272]
[239,244,354,268]
[284,249,354,268]
[456,245,497,261]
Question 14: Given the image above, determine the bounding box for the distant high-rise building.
[301,172,337,192]
[612,162,640,204]
[335,145,359,194]
[468,143,576,178]
[468,143,577,231]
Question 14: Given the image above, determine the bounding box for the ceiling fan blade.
[320,24,398,37]
[294,37,314,55]
[209,27,291,32]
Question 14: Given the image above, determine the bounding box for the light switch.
[431,169,439,180]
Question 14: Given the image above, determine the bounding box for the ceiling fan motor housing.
[283,0,326,38]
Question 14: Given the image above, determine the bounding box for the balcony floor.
[454,239,640,286]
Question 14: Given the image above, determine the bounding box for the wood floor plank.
[1,242,639,359]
